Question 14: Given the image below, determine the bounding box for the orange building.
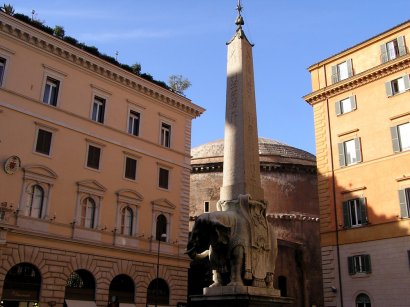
[305,20,410,306]
[0,11,204,307]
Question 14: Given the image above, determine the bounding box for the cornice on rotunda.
[304,53,410,105]
[0,13,204,118]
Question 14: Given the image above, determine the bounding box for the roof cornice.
[304,54,410,105]
[0,13,205,118]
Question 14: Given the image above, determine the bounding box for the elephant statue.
[186,194,277,288]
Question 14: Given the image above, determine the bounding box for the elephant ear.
[215,224,230,245]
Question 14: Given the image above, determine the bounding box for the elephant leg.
[228,245,244,286]
[210,270,223,287]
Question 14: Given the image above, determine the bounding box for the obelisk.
[220,0,264,203]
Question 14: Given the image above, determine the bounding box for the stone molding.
[304,54,410,105]
[191,162,316,174]
[0,14,204,119]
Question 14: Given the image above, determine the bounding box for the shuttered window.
[381,36,407,63]
[335,96,357,116]
[348,254,371,275]
[338,138,362,167]
[385,75,410,97]
[87,145,101,169]
[124,157,137,180]
[35,129,53,156]
[343,198,367,228]
[398,188,410,218]
[391,122,410,153]
[158,167,169,189]
[331,59,353,84]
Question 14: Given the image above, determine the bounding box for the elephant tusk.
[194,250,209,260]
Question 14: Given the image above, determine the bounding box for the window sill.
[33,151,52,159]
[350,272,371,279]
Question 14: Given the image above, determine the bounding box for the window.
[158,167,169,189]
[386,75,410,97]
[391,122,410,153]
[156,214,167,241]
[160,122,171,148]
[120,207,133,236]
[335,96,356,115]
[399,188,410,218]
[343,198,367,228]
[0,57,6,86]
[35,128,53,156]
[338,138,362,167]
[204,201,210,213]
[128,110,140,136]
[80,197,96,228]
[91,96,106,123]
[87,145,101,170]
[42,77,60,106]
[348,255,371,275]
[124,157,137,180]
[26,184,44,218]
[331,59,353,83]
[381,36,406,63]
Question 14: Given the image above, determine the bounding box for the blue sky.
[9,0,410,154]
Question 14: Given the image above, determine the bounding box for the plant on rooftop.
[1,3,14,15]
[53,25,65,38]
[168,75,191,95]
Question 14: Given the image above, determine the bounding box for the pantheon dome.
[188,137,323,306]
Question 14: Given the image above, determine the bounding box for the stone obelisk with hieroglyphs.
[220,1,264,203]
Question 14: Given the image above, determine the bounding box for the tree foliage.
[168,75,191,95]
[1,3,14,15]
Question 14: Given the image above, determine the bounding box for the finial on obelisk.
[235,0,244,30]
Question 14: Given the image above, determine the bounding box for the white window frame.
[40,65,66,107]
[338,138,362,167]
[0,47,14,88]
[348,254,371,275]
[116,189,142,237]
[386,75,410,97]
[343,198,367,228]
[335,96,357,116]
[399,187,410,218]
[331,59,353,83]
[151,199,175,243]
[42,76,60,106]
[91,95,106,123]
[381,36,406,63]
[127,106,143,137]
[160,121,172,148]
[391,122,410,153]
[0,56,7,87]
[80,196,97,228]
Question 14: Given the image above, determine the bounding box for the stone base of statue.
[189,285,293,307]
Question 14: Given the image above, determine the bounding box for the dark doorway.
[109,274,135,303]
[146,278,169,306]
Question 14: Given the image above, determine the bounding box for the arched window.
[65,269,95,301]
[2,263,41,304]
[109,274,135,303]
[146,278,169,306]
[26,184,44,218]
[81,197,96,228]
[121,207,133,236]
[356,293,371,307]
[156,214,167,241]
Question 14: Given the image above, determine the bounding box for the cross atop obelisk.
[220,0,264,202]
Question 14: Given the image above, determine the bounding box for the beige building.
[305,20,410,306]
[189,138,323,307]
[0,11,204,307]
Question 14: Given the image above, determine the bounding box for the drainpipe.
[323,67,344,307]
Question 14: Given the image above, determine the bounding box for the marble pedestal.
[189,285,293,307]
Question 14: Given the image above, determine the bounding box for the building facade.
[189,138,323,307]
[304,20,410,307]
[0,11,204,307]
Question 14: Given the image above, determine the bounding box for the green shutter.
[403,74,410,91]
[348,256,355,275]
[380,43,388,63]
[364,254,371,274]
[343,201,351,228]
[335,100,342,116]
[391,126,401,153]
[399,189,408,218]
[350,95,357,111]
[354,138,362,163]
[385,81,393,97]
[338,142,346,167]
[398,36,406,56]
[347,59,353,77]
[331,65,338,84]
[359,197,367,225]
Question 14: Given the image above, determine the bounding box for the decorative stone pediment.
[23,164,57,184]
[151,198,176,213]
[116,189,143,205]
[77,180,106,196]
